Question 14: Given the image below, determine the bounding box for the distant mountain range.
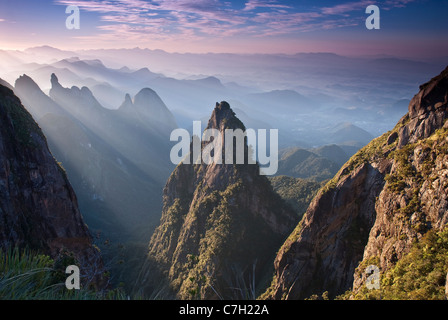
[2,46,446,143]
[276,144,350,182]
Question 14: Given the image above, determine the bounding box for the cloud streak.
[243,0,292,11]
[54,0,418,44]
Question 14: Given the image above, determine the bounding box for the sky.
[0,0,447,58]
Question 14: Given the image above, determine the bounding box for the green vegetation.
[339,226,448,300]
[384,123,448,191]
[269,175,322,218]
[175,180,244,299]
[321,118,404,193]
[154,171,292,300]
[0,247,126,300]
[384,125,448,225]
[0,86,45,147]
[384,143,417,194]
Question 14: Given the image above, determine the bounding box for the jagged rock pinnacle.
[215,101,230,110]
[410,65,448,119]
[398,65,448,147]
[124,93,132,103]
[207,101,245,131]
[50,73,61,88]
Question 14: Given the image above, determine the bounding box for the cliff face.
[399,67,448,147]
[264,66,448,300]
[144,101,297,299]
[0,84,105,287]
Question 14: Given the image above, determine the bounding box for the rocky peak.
[398,66,448,147]
[206,101,245,132]
[14,74,68,121]
[413,66,448,118]
[50,73,63,90]
[49,73,105,120]
[131,88,177,131]
[0,78,14,91]
[119,93,133,110]
[50,73,95,99]
[133,87,159,105]
[15,74,40,92]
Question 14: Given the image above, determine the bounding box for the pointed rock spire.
[119,93,133,110]
[50,73,62,90]
[143,100,296,299]
[206,100,245,132]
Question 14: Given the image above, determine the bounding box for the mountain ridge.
[0,83,106,288]
[263,66,448,300]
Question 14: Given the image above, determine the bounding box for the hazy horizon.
[5,44,448,60]
[1,0,447,155]
[0,0,447,58]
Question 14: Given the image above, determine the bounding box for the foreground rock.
[0,84,106,288]
[263,66,448,299]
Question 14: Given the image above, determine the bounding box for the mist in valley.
[2,45,447,292]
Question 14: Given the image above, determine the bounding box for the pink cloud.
[54,0,418,43]
[321,1,373,15]
[321,0,417,15]
[243,0,292,11]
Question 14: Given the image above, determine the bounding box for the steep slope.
[15,74,177,292]
[0,84,105,288]
[263,66,448,300]
[15,74,69,120]
[49,73,176,179]
[14,74,166,235]
[0,78,14,91]
[142,101,297,299]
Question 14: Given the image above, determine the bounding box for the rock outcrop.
[143,101,297,299]
[263,66,448,299]
[15,74,69,121]
[0,84,105,288]
[398,66,448,147]
[118,88,178,134]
